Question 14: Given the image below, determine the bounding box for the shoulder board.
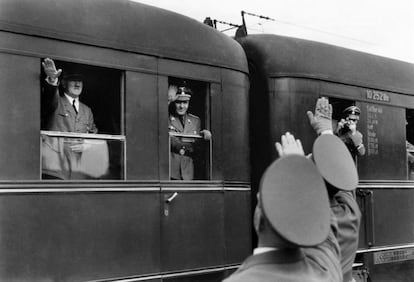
[188,113,200,120]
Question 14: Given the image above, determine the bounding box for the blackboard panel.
[357,102,406,180]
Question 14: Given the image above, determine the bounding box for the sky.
[133,0,414,64]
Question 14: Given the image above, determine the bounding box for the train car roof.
[0,0,247,73]
[238,34,414,95]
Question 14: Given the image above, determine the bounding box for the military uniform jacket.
[337,130,365,159]
[169,113,201,180]
[42,83,97,133]
[41,83,98,179]
[331,191,361,282]
[223,216,342,282]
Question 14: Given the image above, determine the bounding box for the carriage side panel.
[0,53,39,180]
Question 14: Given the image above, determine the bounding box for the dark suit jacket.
[169,113,201,180]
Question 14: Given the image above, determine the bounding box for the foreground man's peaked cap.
[260,155,330,247]
[313,134,359,191]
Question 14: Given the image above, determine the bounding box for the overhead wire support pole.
[241,11,247,35]
[213,19,241,32]
[240,10,276,36]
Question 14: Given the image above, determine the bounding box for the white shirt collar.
[253,247,279,255]
[64,93,79,109]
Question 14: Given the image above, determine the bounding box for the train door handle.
[164,192,179,217]
[366,190,375,247]
[165,192,178,203]
[358,189,375,247]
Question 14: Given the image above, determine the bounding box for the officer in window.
[42,58,97,134]
[336,106,365,159]
[168,86,211,180]
[41,58,105,180]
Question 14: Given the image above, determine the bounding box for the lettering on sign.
[366,89,390,102]
[366,105,382,156]
[374,248,414,264]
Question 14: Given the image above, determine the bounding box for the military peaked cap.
[343,106,361,116]
[175,86,192,101]
[260,155,330,247]
[312,134,359,191]
[61,72,84,81]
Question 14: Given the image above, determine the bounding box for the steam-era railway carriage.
[238,34,414,282]
[0,1,414,281]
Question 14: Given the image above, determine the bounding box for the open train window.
[406,110,414,180]
[40,59,125,180]
[329,97,356,132]
[167,77,211,180]
[329,97,366,160]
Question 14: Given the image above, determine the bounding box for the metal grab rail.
[41,130,125,141]
[357,243,414,254]
[169,132,203,139]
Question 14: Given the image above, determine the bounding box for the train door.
[157,60,251,279]
[159,66,224,276]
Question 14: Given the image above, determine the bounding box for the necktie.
[72,100,78,115]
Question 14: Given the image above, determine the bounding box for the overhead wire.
[213,10,375,47]
[246,17,374,46]
[240,10,374,46]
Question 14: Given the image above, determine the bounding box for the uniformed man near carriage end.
[168,86,211,180]
[312,134,361,282]
[308,98,361,282]
[224,98,361,282]
[336,105,366,159]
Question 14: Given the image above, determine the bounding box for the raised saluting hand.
[42,58,62,82]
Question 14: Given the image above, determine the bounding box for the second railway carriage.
[238,34,414,282]
[0,0,251,281]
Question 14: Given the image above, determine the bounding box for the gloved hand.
[200,129,212,140]
[307,97,333,135]
[350,131,363,146]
